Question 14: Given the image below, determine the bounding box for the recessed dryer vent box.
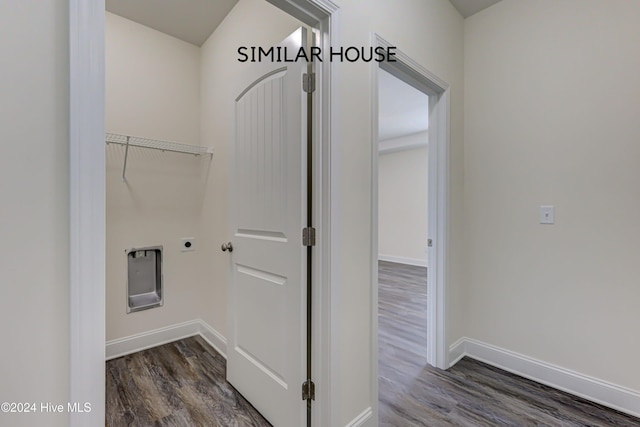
[127,246,163,313]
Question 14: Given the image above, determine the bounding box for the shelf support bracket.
[122,135,130,181]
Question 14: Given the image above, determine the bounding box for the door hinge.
[302,227,316,247]
[303,73,316,94]
[428,239,433,247]
[302,379,315,401]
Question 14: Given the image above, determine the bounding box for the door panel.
[227,27,308,427]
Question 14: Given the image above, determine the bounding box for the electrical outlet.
[181,237,195,252]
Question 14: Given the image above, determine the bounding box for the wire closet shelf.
[106,132,214,156]
[105,132,214,181]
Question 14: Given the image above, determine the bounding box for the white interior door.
[227,27,309,427]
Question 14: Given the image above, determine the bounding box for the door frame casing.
[69,1,338,426]
[370,32,451,422]
[69,1,106,425]
[264,4,341,425]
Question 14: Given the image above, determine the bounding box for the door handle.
[221,242,233,252]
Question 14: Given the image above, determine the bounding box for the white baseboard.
[378,254,427,267]
[449,337,640,419]
[448,337,466,367]
[344,407,373,427]
[198,319,227,358]
[106,319,227,360]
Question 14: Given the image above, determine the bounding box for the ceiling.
[448,0,502,18]
[106,0,239,46]
[378,69,429,142]
[107,0,502,48]
[105,1,498,141]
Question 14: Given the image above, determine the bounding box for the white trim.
[448,337,466,367]
[244,3,340,427]
[69,1,105,426]
[105,322,197,361]
[321,8,341,427]
[198,319,228,358]
[105,319,227,361]
[376,36,449,90]
[428,88,450,370]
[378,254,428,267]
[373,35,451,372]
[268,0,338,25]
[370,34,451,425]
[344,407,373,427]
[369,44,381,427]
[450,338,640,419]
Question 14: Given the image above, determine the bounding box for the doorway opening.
[376,67,430,421]
[70,1,337,426]
[370,34,451,424]
[103,4,311,426]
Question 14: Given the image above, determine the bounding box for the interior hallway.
[377,260,640,426]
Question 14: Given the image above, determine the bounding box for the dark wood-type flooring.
[105,260,640,426]
[106,335,271,426]
[378,260,640,426]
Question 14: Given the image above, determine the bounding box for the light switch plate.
[181,237,195,252]
[540,206,554,224]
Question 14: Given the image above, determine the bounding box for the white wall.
[105,12,207,340]
[378,141,428,266]
[0,1,70,426]
[464,0,640,392]
[198,0,301,337]
[106,12,200,145]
